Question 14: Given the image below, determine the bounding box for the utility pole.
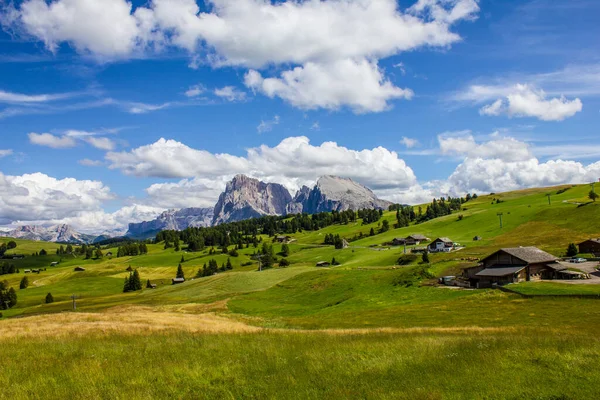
[71,294,78,311]
[546,193,551,205]
[497,212,504,229]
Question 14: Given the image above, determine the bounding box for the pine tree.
[19,276,29,289]
[176,264,185,279]
[146,279,153,289]
[131,269,142,291]
[95,248,103,259]
[422,251,430,264]
[180,255,185,263]
[589,190,599,202]
[281,243,290,257]
[226,258,233,270]
[369,228,375,237]
[45,293,54,304]
[567,243,578,257]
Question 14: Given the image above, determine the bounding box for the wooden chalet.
[74,266,86,272]
[172,277,185,285]
[316,261,331,267]
[405,235,430,245]
[428,238,454,253]
[578,239,600,255]
[463,247,563,288]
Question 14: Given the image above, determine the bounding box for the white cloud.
[477,84,583,121]
[85,136,116,151]
[127,101,172,114]
[310,122,320,131]
[16,0,144,58]
[4,0,479,112]
[28,132,77,148]
[0,89,75,103]
[106,136,418,194]
[438,133,533,162]
[214,86,246,102]
[184,84,205,98]
[145,178,226,209]
[400,136,419,148]
[245,59,413,113]
[0,149,13,158]
[78,159,104,167]
[0,172,114,225]
[257,115,280,133]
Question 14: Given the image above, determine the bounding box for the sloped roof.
[545,262,567,272]
[476,266,526,277]
[407,234,429,240]
[579,238,600,245]
[496,247,557,264]
[432,237,453,243]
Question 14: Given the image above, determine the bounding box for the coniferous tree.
[226,258,233,270]
[180,255,185,263]
[281,243,290,257]
[176,264,185,279]
[20,276,29,289]
[45,293,54,304]
[146,279,153,289]
[567,243,578,257]
[131,269,142,291]
[39,249,48,256]
[422,251,430,264]
[589,190,599,202]
[95,248,103,259]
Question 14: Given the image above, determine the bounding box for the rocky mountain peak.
[212,175,292,225]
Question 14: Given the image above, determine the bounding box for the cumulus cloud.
[400,136,419,148]
[245,59,413,113]
[0,172,114,225]
[28,132,77,148]
[434,134,600,194]
[145,178,226,209]
[106,136,419,193]
[456,83,583,121]
[0,149,13,158]
[214,86,246,102]
[478,84,583,121]
[257,115,280,133]
[3,0,479,112]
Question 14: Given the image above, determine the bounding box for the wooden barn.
[463,247,562,288]
[316,261,331,267]
[405,234,430,245]
[172,277,185,285]
[578,239,600,255]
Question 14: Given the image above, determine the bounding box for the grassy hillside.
[1,183,599,399]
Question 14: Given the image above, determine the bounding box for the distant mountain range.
[127,174,392,239]
[0,175,392,243]
[0,224,101,244]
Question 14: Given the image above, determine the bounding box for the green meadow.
[1,183,600,399]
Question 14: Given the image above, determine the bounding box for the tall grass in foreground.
[1,330,599,399]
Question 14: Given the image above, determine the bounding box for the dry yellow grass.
[0,303,544,341]
[0,306,260,340]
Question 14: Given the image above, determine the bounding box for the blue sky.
[0,0,599,233]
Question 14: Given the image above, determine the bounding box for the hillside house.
[578,239,600,255]
[405,235,430,245]
[106,251,113,257]
[50,262,58,266]
[391,238,406,246]
[172,277,185,285]
[463,247,562,288]
[428,238,454,253]
[74,266,85,272]
[316,261,331,267]
[274,235,292,243]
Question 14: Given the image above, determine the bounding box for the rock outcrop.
[212,175,292,225]
[288,175,392,214]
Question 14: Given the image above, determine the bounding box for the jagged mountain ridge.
[0,224,98,244]
[127,207,214,238]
